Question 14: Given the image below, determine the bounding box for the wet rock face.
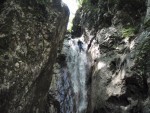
[0,0,69,113]
[72,0,150,113]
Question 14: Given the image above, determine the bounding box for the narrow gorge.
[0,0,150,113]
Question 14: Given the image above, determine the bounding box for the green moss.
[121,27,136,38]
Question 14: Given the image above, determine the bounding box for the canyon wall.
[0,0,69,113]
[72,0,150,112]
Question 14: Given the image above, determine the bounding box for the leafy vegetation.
[121,27,136,38]
[78,0,88,6]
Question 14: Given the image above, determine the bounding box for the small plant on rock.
[121,27,136,38]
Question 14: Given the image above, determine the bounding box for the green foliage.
[78,0,88,6]
[121,27,136,38]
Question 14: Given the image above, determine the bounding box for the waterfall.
[59,36,88,113]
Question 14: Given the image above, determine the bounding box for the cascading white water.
[57,67,74,113]
[61,36,88,113]
[56,1,88,112]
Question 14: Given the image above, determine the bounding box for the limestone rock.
[0,0,69,113]
[71,0,150,112]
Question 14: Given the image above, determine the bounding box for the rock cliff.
[71,0,150,112]
[0,0,69,113]
[1,0,150,113]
